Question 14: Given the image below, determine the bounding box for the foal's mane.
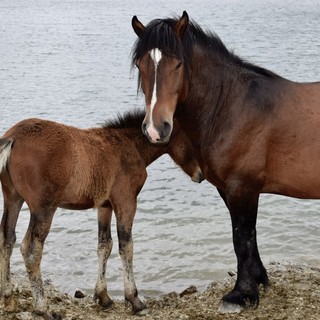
[104,108,145,129]
[132,15,279,79]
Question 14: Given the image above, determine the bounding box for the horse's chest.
[197,147,227,188]
[199,142,247,187]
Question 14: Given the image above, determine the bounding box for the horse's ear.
[175,11,189,38]
[132,16,145,37]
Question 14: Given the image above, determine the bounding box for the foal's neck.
[126,128,168,166]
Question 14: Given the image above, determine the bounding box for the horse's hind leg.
[0,183,23,311]
[94,206,114,308]
[20,206,56,316]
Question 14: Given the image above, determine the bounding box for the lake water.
[0,0,319,299]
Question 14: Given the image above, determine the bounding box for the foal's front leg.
[114,200,145,314]
[219,189,268,313]
[94,206,113,308]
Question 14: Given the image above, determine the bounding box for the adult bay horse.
[132,11,320,313]
[0,109,203,318]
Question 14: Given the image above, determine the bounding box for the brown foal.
[0,109,203,318]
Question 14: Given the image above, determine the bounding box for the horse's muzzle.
[142,121,172,144]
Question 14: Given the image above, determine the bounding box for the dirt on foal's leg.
[94,206,114,308]
[0,186,23,312]
[20,208,56,317]
[116,203,145,314]
[0,226,17,312]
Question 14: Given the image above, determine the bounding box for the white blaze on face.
[147,48,162,141]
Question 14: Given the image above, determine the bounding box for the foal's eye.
[175,62,182,70]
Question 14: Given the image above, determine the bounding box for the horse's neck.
[182,51,249,141]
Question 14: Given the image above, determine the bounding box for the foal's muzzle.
[192,170,205,183]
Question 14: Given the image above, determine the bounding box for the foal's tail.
[0,138,13,173]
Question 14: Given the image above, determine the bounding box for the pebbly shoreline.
[1,262,319,320]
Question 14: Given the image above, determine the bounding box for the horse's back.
[262,81,320,198]
[205,80,320,199]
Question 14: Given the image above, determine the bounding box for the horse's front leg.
[219,188,268,313]
[93,206,113,308]
[217,188,268,288]
[20,207,56,317]
[114,200,145,314]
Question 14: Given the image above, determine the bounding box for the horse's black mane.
[104,108,145,129]
[132,17,189,63]
[132,15,279,79]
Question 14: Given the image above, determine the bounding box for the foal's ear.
[132,16,145,37]
[175,11,189,38]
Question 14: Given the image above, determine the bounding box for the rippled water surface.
[1,0,319,298]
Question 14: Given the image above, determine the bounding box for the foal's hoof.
[94,291,113,309]
[132,298,146,315]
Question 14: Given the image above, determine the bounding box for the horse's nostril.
[163,122,171,136]
[141,123,147,135]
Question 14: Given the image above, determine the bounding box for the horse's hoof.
[218,300,243,314]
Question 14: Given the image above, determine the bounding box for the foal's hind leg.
[20,206,56,316]
[94,206,114,308]
[0,185,23,311]
[114,198,145,314]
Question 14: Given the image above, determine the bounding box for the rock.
[227,271,236,277]
[74,290,86,299]
[179,286,198,298]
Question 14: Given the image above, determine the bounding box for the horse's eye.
[175,62,182,70]
[135,63,140,70]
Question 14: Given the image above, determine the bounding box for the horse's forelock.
[132,18,185,64]
[132,17,188,95]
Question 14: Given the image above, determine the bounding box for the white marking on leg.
[21,238,48,313]
[96,239,113,294]
[120,241,136,297]
[147,48,162,142]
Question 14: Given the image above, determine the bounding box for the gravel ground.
[1,262,319,320]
